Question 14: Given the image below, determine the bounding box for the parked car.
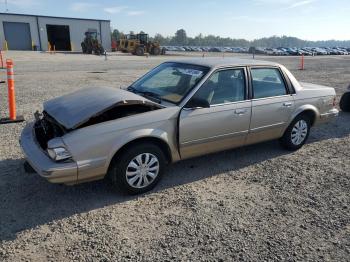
[299,48,313,56]
[20,58,339,194]
[327,48,341,55]
[285,47,298,55]
[209,47,222,52]
[253,47,266,54]
[176,47,183,51]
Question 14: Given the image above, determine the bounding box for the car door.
[246,67,295,145]
[179,67,252,159]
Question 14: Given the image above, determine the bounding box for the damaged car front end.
[21,120,78,184]
[20,86,166,184]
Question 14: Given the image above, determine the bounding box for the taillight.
[333,96,337,107]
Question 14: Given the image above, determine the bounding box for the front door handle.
[283,102,293,107]
[235,109,247,115]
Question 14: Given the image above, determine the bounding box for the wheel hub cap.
[126,153,159,189]
[291,120,308,145]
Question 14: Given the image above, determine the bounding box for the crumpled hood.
[44,87,152,130]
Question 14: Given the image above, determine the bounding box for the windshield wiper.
[127,86,162,104]
[137,91,162,103]
[127,86,137,93]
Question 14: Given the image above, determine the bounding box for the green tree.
[153,33,166,44]
[174,29,188,45]
[150,31,350,48]
[111,29,121,40]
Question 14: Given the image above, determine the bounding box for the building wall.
[100,21,111,52]
[0,14,39,50]
[0,14,111,51]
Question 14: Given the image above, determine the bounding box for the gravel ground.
[0,51,349,261]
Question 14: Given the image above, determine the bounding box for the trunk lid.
[300,82,334,91]
[43,87,153,130]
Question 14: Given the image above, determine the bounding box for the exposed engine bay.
[34,103,161,150]
[34,112,66,150]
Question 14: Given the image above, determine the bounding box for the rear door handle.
[235,109,247,115]
[283,102,293,107]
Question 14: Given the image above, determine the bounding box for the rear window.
[251,68,287,99]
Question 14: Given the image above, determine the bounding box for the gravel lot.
[0,51,349,261]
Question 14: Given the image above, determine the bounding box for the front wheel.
[108,143,165,194]
[280,115,311,151]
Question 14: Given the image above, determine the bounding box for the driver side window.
[191,68,246,105]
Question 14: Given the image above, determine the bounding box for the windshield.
[130,62,209,104]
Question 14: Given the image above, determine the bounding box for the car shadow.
[0,112,349,241]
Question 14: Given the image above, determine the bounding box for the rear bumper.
[318,108,339,124]
[20,122,78,184]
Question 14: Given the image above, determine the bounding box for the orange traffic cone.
[0,59,24,124]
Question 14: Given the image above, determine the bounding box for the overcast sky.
[1,0,349,40]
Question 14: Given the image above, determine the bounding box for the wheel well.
[110,137,172,165]
[298,110,317,126]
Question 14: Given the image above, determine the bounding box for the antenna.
[5,0,8,12]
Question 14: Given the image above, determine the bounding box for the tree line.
[112,28,350,48]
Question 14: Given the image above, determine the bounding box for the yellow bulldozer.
[118,33,165,56]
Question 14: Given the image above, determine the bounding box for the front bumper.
[20,122,78,184]
[318,108,339,124]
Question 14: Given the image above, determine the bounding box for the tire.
[151,47,161,56]
[94,49,100,56]
[161,47,166,55]
[135,46,145,56]
[81,42,87,54]
[108,143,166,194]
[86,47,93,54]
[280,114,311,151]
[339,92,350,112]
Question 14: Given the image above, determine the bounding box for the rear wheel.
[86,47,93,54]
[161,47,166,55]
[340,92,350,112]
[108,143,165,194]
[135,46,145,56]
[81,42,87,53]
[151,47,161,56]
[280,115,311,151]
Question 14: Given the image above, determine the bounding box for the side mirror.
[185,97,210,109]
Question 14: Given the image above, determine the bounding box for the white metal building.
[0,13,111,51]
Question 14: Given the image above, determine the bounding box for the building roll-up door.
[3,22,32,50]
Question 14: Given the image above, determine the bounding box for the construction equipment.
[118,32,165,56]
[81,30,104,55]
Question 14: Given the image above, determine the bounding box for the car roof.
[168,57,280,69]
